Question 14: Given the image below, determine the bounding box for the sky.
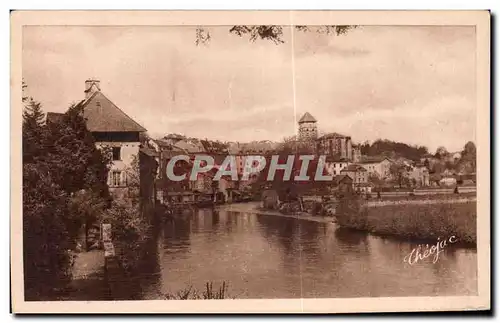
[22,25,476,153]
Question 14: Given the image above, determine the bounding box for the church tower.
[298,112,318,141]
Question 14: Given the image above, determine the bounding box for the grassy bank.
[336,197,476,246]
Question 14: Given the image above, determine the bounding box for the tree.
[43,104,111,199]
[389,163,410,188]
[195,25,356,45]
[435,146,448,159]
[23,162,72,299]
[458,141,476,174]
[23,100,112,299]
[359,139,429,161]
[22,100,45,163]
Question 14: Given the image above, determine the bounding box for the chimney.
[84,79,101,99]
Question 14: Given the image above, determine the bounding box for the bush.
[23,164,73,300]
[101,201,151,274]
[336,197,476,245]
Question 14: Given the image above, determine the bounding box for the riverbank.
[215,202,335,224]
[336,196,477,246]
[58,250,110,301]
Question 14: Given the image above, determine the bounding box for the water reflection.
[137,206,477,299]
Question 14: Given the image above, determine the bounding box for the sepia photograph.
[10,10,490,313]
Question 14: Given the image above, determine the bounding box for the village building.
[47,79,158,217]
[351,144,362,163]
[317,132,353,161]
[325,159,350,176]
[340,164,371,193]
[409,164,430,187]
[359,156,393,180]
[333,174,354,194]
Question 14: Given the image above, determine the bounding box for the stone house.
[317,132,353,161]
[340,164,369,192]
[48,79,158,217]
[325,159,350,176]
[359,156,393,180]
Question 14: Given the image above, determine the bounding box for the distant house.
[359,156,393,179]
[409,164,430,187]
[333,174,353,193]
[340,164,368,186]
[351,144,362,163]
[325,159,350,176]
[189,170,215,195]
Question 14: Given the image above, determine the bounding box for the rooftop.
[341,164,367,172]
[76,90,146,133]
[318,132,350,140]
[298,112,317,124]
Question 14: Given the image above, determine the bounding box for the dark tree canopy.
[359,139,429,162]
[195,25,356,45]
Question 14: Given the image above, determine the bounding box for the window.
[112,147,121,161]
[111,171,121,187]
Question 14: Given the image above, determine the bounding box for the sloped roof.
[341,164,367,172]
[298,112,317,124]
[139,147,159,157]
[174,139,206,153]
[240,140,278,154]
[318,132,349,139]
[334,174,353,185]
[359,156,392,164]
[77,91,146,132]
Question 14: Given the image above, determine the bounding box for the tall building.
[317,132,353,161]
[298,112,318,141]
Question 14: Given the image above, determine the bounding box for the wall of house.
[325,161,349,176]
[341,170,368,184]
[95,141,140,199]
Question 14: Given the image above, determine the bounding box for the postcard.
[11,10,490,313]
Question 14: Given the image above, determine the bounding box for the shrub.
[101,201,151,275]
[335,197,476,245]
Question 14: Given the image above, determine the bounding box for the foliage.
[101,200,151,274]
[389,163,411,188]
[162,281,229,300]
[336,197,476,245]
[23,163,72,299]
[22,87,111,299]
[195,25,356,45]
[43,104,112,199]
[22,101,46,163]
[360,139,429,161]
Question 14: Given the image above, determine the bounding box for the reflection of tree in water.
[334,227,370,255]
[163,216,192,251]
[135,224,162,299]
[298,221,323,255]
[256,215,299,256]
[212,210,220,226]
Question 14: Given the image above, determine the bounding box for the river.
[136,202,477,299]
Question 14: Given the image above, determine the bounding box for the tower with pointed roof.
[298,112,318,141]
